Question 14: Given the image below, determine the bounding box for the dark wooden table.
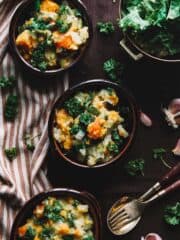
[48,1,180,240]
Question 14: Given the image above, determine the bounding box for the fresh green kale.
[31,43,47,71]
[4,95,19,121]
[64,97,84,117]
[152,148,171,169]
[5,147,18,161]
[24,226,36,240]
[79,112,94,126]
[107,142,119,154]
[0,76,15,89]
[103,58,124,82]
[97,21,115,35]
[125,158,145,176]
[164,202,180,226]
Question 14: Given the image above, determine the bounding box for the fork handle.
[160,162,180,187]
[139,163,180,201]
[144,180,180,204]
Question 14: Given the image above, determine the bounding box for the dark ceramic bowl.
[10,188,102,240]
[48,79,139,169]
[9,0,93,78]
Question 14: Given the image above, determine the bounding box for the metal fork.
[107,163,180,235]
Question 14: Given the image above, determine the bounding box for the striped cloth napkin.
[0,1,69,239]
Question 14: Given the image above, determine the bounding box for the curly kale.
[107,142,119,154]
[87,106,100,116]
[79,113,94,126]
[39,227,54,240]
[97,21,115,35]
[112,129,123,145]
[64,97,84,117]
[70,124,82,135]
[4,95,19,121]
[44,200,63,222]
[5,147,18,161]
[31,43,47,71]
[103,58,124,82]
[164,202,180,226]
[23,226,36,240]
[125,158,145,176]
[56,19,71,33]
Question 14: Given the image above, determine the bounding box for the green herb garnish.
[97,21,115,35]
[152,148,171,169]
[5,147,18,161]
[0,76,15,89]
[125,158,145,176]
[164,202,180,226]
[103,58,124,82]
[4,95,19,121]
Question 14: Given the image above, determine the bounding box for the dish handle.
[120,38,143,61]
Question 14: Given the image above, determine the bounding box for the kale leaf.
[4,95,19,121]
[5,147,18,161]
[24,226,36,240]
[31,43,47,71]
[103,58,124,82]
[125,158,145,176]
[164,202,180,226]
[79,112,94,126]
[64,97,84,117]
[107,142,119,154]
[97,21,115,35]
[0,76,15,89]
[152,148,171,169]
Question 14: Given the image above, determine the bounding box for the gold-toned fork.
[107,163,180,235]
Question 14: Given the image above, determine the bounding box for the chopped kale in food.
[164,202,180,226]
[31,43,47,71]
[112,129,123,145]
[64,97,84,117]
[97,21,115,35]
[4,95,19,121]
[87,106,100,116]
[79,112,94,126]
[56,20,71,33]
[5,147,18,161]
[39,227,54,240]
[70,124,82,135]
[107,142,119,154]
[125,158,145,176]
[24,226,36,240]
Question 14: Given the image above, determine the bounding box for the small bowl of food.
[48,80,138,168]
[10,188,102,240]
[9,0,92,77]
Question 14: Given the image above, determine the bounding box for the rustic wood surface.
[47,1,180,240]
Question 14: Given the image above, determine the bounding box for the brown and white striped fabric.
[0,1,69,239]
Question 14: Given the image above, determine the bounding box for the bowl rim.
[10,188,102,240]
[119,0,180,63]
[48,79,139,169]
[9,0,93,76]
